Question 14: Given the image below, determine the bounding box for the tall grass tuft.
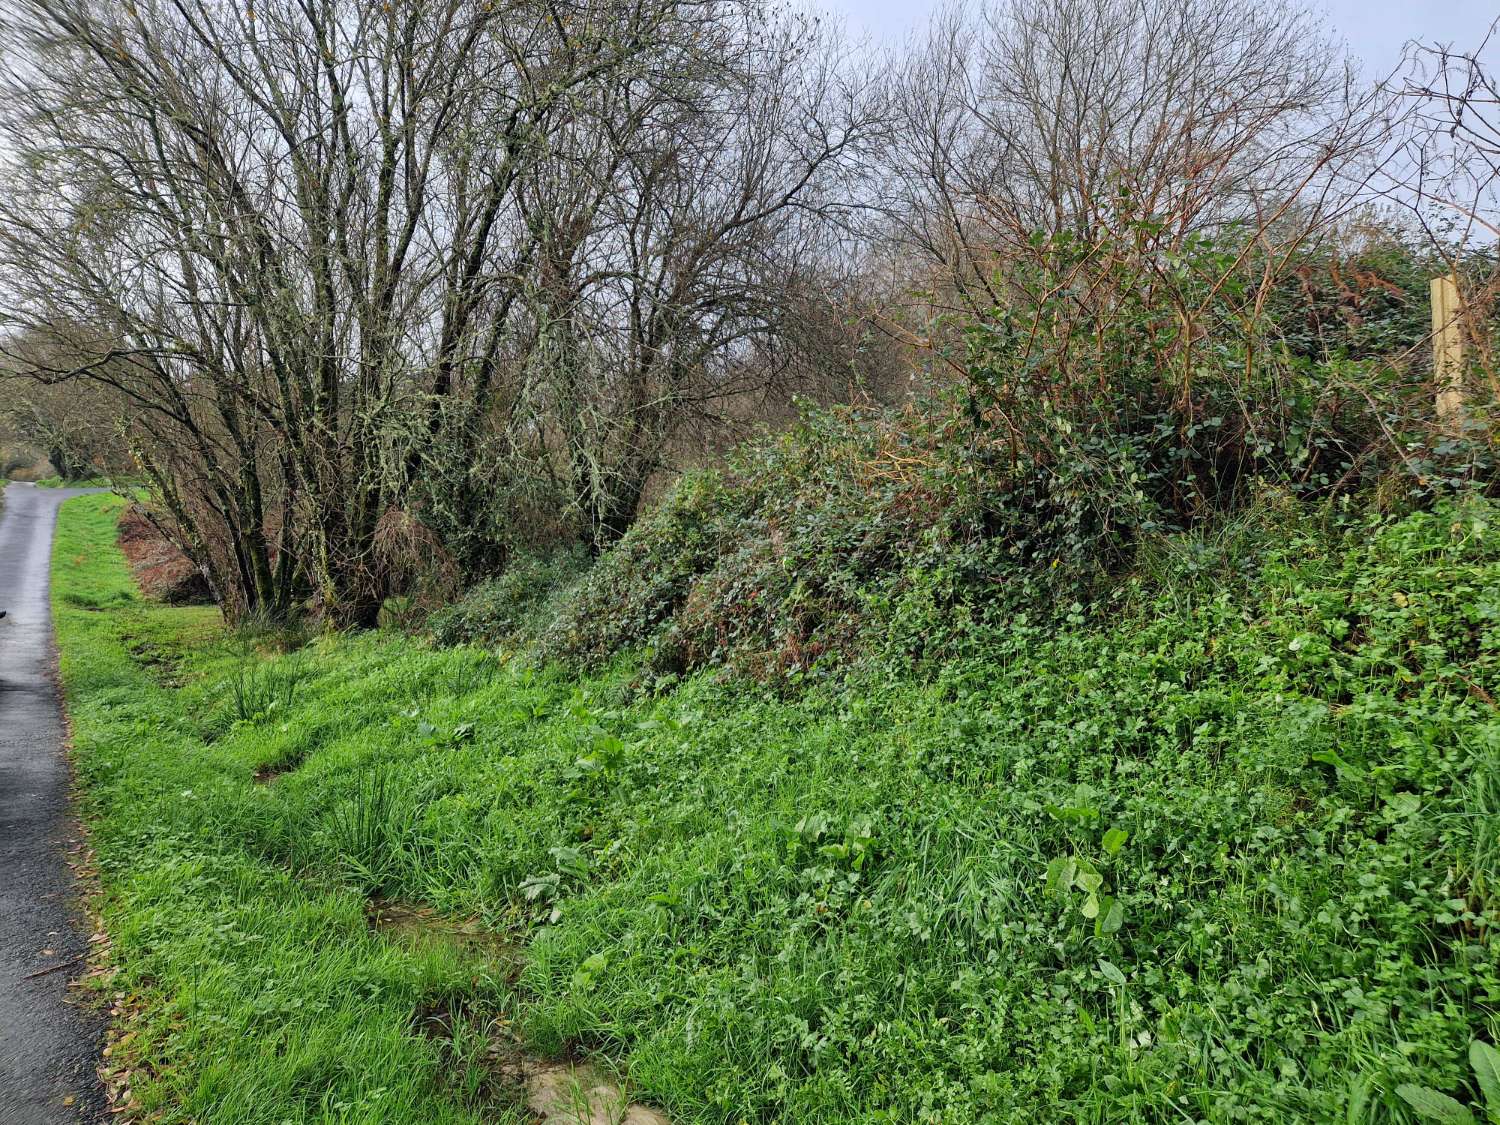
[323,768,416,891]
[228,654,305,723]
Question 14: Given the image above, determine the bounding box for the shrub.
[536,401,1108,679]
[534,372,1494,684]
[959,221,1497,544]
[427,547,591,649]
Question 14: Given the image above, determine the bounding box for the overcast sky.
[821,0,1498,79]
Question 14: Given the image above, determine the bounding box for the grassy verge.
[55,492,1500,1122]
[54,495,521,1123]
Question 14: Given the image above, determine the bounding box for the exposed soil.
[115,506,211,606]
[498,1054,671,1125]
[251,747,310,784]
[375,900,670,1125]
[413,999,670,1125]
[251,760,296,784]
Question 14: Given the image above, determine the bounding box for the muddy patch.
[499,1054,670,1125]
[386,906,669,1124]
[414,999,670,1125]
[367,899,519,962]
[252,752,306,784]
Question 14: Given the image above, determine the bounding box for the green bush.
[536,401,1115,679]
[428,547,591,649]
[536,387,1476,683]
[958,221,1496,544]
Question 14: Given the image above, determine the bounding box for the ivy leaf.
[1386,792,1421,817]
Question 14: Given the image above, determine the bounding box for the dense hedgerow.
[521,388,1491,681]
[531,402,1107,678]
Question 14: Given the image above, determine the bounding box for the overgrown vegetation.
[531,401,1059,677]
[428,548,591,651]
[58,482,1500,1121]
[429,368,1488,685]
[19,1,1500,1121]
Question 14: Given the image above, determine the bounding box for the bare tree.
[511,9,882,549]
[1377,19,1500,406]
[0,0,724,623]
[876,0,1375,336]
[0,326,131,480]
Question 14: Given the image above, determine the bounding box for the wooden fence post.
[1431,273,1465,427]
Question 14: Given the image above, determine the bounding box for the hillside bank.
[53,491,1500,1122]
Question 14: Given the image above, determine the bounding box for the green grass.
[53,496,525,1123]
[54,492,1500,1122]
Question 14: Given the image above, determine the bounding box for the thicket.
[431,226,1494,682]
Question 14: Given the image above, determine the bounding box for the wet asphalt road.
[0,484,106,1124]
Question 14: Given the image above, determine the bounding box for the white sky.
[821,0,1499,79]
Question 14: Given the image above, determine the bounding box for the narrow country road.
[0,484,106,1124]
